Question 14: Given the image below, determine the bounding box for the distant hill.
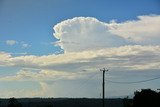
[0,98,124,107]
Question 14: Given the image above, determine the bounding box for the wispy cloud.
[10,52,28,55]
[20,41,31,48]
[22,43,30,48]
[6,40,17,46]
[5,40,31,48]
[108,15,160,45]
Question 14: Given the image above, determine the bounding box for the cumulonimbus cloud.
[53,17,128,52]
[0,14,160,81]
[0,15,160,97]
[53,15,160,52]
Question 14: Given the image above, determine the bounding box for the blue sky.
[0,0,160,98]
[0,0,159,55]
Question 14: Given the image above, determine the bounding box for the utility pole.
[100,68,108,107]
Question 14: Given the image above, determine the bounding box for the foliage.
[133,89,160,107]
[8,97,22,107]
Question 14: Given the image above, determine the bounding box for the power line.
[77,72,100,90]
[64,72,100,97]
[105,76,160,84]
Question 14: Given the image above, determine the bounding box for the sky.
[0,0,160,98]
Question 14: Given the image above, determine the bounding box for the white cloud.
[53,17,128,52]
[0,45,160,72]
[0,69,87,82]
[5,40,31,48]
[6,40,17,45]
[0,52,12,66]
[0,52,11,60]
[0,81,52,98]
[108,15,160,45]
[22,43,30,48]
[1,15,160,97]
[20,41,31,48]
[1,15,160,80]
[10,52,28,55]
[53,15,160,53]
[1,15,159,72]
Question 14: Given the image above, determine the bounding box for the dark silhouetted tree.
[8,97,21,107]
[133,89,160,107]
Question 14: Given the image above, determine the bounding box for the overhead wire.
[63,72,100,97]
[76,72,100,90]
[75,72,101,97]
[105,76,160,84]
